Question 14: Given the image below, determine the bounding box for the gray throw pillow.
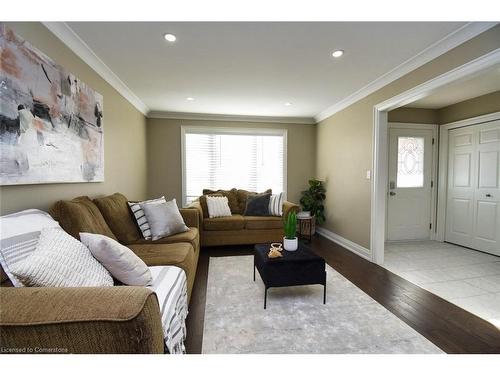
[244,193,271,216]
[140,198,189,241]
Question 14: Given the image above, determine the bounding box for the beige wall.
[388,107,439,124]
[146,118,316,206]
[0,23,148,215]
[316,25,500,249]
[438,90,500,124]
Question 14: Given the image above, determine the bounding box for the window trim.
[181,126,288,207]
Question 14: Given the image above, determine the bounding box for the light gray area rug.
[202,255,443,354]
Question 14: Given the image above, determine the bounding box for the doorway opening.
[370,48,500,265]
[371,50,500,325]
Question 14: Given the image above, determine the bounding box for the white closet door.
[473,121,500,254]
[446,120,500,255]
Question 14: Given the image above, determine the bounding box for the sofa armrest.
[186,201,204,231]
[0,286,164,354]
[180,207,200,229]
[283,201,300,219]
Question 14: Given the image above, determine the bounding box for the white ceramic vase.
[283,237,298,251]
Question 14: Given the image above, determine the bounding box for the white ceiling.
[406,64,500,109]
[65,22,474,119]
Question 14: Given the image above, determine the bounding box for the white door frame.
[436,111,500,241]
[386,122,439,241]
[371,48,500,265]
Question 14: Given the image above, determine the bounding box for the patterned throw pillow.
[0,209,61,287]
[206,196,232,218]
[269,192,285,216]
[128,196,165,240]
[10,228,113,288]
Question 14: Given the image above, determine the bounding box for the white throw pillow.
[80,232,152,286]
[269,192,285,216]
[206,196,232,218]
[0,209,61,287]
[140,198,189,241]
[10,228,113,287]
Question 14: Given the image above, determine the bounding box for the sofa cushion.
[127,242,197,300]
[50,196,117,240]
[203,215,245,231]
[128,242,194,268]
[130,228,199,252]
[244,216,284,230]
[0,209,60,286]
[202,188,239,214]
[93,193,142,244]
[236,189,272,214]
[244,192,271,216]
[199,194,221,218]
[10,228,113,288]
[80,232,152,286]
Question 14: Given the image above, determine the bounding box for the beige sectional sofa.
[0,193,199,354]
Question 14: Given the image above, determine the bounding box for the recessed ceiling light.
[331,50,344,58]
[164,33,177,42]
[186,97,194,101]
[284,102,292,106]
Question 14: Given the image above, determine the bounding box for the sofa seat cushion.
[50,196,117,240]
[244,216,283,230]
[93,193,142,244]
[128,228,199,249]
[128,242,194,268]
[127,242,197,301]
[203,215,245,231]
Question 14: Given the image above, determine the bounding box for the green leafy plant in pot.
[283,210,298,251]
[299,179,326,226]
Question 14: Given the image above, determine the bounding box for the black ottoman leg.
[264,287,268,309]
[323,283,326,304]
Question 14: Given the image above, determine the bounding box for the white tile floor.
[384,241,500,326]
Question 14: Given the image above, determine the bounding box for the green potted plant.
[299,179,326,226]
[283,211,298,251]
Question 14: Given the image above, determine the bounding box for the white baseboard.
[316,227,372,261]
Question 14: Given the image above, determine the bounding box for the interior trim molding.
[314,22,498,123]
[148,111,316,124]
[316,227,371,261]
[42,22,149,115]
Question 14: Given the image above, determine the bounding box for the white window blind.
[182,128,286,205]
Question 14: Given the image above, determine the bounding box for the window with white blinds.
[182,127,286,205]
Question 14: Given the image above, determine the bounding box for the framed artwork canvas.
[0,24,104,185]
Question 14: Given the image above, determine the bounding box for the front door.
[387,127,434,241]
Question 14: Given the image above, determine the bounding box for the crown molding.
[42,22,149,115]
[314,22,499,123]
[147,110,316,124]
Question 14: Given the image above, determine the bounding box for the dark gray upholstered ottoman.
[253,243,326,309]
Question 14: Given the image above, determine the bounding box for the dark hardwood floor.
[185,235,500,354]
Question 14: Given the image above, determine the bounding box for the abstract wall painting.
[0,24,104,185]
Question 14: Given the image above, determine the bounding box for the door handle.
[389,191,396,196]
[486,194,492,198]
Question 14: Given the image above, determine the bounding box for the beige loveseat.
[190,188,300,247]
